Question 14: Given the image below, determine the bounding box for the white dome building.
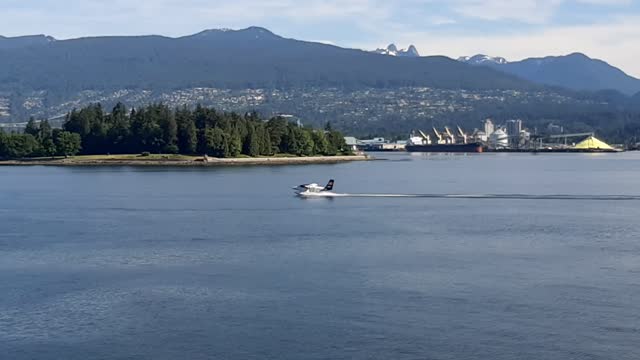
[489,129,509,149]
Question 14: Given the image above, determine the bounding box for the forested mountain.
[1,27,640,143]
[0,27,533,95]
[460,53,640,95]
[0,35,55,50]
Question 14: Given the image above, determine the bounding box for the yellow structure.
[574,136,614,151]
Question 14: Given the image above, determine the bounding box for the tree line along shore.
[0,103,354,162]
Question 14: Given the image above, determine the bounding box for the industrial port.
[347,119,621,153]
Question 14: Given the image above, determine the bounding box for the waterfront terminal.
[347,118,623,153]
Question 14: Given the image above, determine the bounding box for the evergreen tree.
[176,106,197,154]
[25,117,39,137]
[243,125,261,157]
[38,119,52,140]
[108,102,130,153]
[326,130,348,155]
[205,127,228,157]
[0,134,39,158]
[281,125,303,155]
[54,131,82,157]
[267,117,288,154]
[32,103,349,158]
[258,125,272,156]
[157,104,178,153]
[227,131,242,157]
[131,106,163,153]
[299,130,315,156]
[38,120,56,157]
[0,130,6,158]
[40,137,56,157]
[311,130,329,155]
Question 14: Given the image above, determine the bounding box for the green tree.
[257,125,272,156]
[0,134,39,158]
[156,104,178,153]
[266,117,288,154]
[38,120,56,157]
[205,127,228,157]
[25,117,39,137]
[227,131,242,157]
[326,130,349,155]
[243,125,261,157]
[54,131,82,157]
[0,130,6,158]
[53,103,351,158]
[38,119,52,140]
[130,107,163,153]
[311,130,329,155]
[176,106,197,154]
[299,130,315,156]
[40,137,56,157]
[107,102,130,153]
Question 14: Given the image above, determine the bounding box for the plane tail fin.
[323,179,335,191]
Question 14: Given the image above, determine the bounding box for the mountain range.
[458,53,640,95]
[2,28,637,97]
[0,34,55,49]
[372,44,420,57]
[0,26,639,141]
[0,27,530,95]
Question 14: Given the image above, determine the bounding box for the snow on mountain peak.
[458,54,508,65]
[372,43,420,57]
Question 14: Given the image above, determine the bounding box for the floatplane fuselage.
[293,179,336,197]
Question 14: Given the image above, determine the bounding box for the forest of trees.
[0,120,81,159]
[0,103,351,159]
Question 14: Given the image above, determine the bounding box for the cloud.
[576,0,632,4]
[450,0,564,24]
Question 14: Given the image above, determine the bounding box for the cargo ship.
[405,128,484,153]
[406,142,484,153]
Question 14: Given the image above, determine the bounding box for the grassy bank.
[0,154,369,167]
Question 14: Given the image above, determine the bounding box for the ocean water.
[1,152,640,360]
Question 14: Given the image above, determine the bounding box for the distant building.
[354,137,406,151]
[484,119,495,137]
[358,137,386,146]
[490,128,509,149]
[473,130,488,142]
[344,137,358,151]
[506,119,523,147]
[506,119,522,137]
[357,137,386,151]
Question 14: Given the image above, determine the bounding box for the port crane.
[418,130,432,145]
[432,127,445,144]
[444,127,456,144]
[457,126,468,144]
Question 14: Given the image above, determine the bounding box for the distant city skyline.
[1,0,639,77]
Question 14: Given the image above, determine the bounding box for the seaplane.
[293,179,336,197]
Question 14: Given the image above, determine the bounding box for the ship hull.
[406,143,484,153]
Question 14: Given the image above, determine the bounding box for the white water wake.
[301,193,640,201]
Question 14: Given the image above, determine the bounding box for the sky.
[1,0,639,77]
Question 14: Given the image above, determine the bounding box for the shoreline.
[0,154,370,167]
